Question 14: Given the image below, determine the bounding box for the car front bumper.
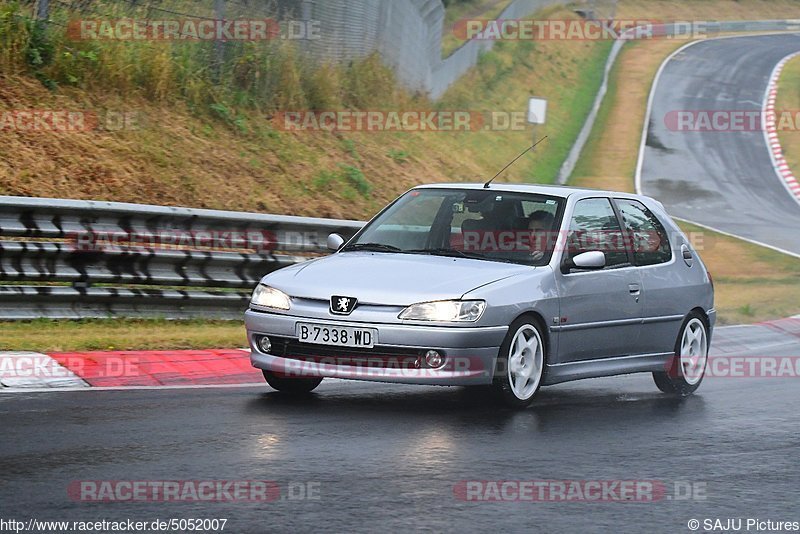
[245,309,507,386]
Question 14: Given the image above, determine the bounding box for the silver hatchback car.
[246,184,715,407]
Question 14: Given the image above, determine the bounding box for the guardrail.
[0,196,364,320]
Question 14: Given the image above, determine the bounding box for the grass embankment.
[570,0,800,324]
[1,2,611,218]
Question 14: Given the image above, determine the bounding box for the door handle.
[629,284,641,303]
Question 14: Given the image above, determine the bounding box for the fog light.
[425,350,444,369]
[258,336,272,354]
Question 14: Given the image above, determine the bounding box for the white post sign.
[528,97,547,125]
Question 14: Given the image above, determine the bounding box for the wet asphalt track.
[1,323,799,533]
[639,33,800,255]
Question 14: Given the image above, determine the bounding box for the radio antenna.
[484,136,548,189]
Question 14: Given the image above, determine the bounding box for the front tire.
[493,317,547,408]
[263,370,323,394]
[653,312,709,396]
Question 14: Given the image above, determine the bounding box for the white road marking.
[672,216,800,259]
[0,352,88,389]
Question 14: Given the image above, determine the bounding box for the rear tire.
[263,370,323,394]
[653,312,709,396]
[493,317,547,408]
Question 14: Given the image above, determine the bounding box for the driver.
[527,211,555,260]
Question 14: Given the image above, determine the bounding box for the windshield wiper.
[407,248,518,264]
[344,243,403,253]
[406,248,487,259]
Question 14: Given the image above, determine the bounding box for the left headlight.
[251,285,291,311]
[398,300,486,322]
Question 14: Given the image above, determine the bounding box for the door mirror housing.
[561,251,606,274]
[327,233,345,251]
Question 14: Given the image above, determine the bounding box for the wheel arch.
[690,307,710,328]
[509,310,551,357]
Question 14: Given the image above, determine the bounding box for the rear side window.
[566,198,629,268]
[615,199,672,266]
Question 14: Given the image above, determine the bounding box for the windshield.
[343,188,564,266]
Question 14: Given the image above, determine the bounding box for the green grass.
[538,40,615,183]
[440,36,615,184]
[387,149,411,164]
[0,319,247,352]
[569,43,622,185]
[311,164,372,199]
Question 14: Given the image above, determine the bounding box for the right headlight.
[251,285,291,311]
[398,300,486,322]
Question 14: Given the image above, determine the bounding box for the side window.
[615,199,672,266]
[566,198,629,268]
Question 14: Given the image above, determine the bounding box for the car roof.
[414,182,650,201]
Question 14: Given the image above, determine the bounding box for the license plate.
[296,323,376,348]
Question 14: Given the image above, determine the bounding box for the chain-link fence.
[20,0,617,98]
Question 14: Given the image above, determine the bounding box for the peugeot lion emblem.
[330,295,358,315]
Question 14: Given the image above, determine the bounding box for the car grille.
[268,337,424,369]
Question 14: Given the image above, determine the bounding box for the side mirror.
[561,251,606,274]
[327,233,345,251]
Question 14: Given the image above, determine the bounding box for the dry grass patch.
[681,222,800,325]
